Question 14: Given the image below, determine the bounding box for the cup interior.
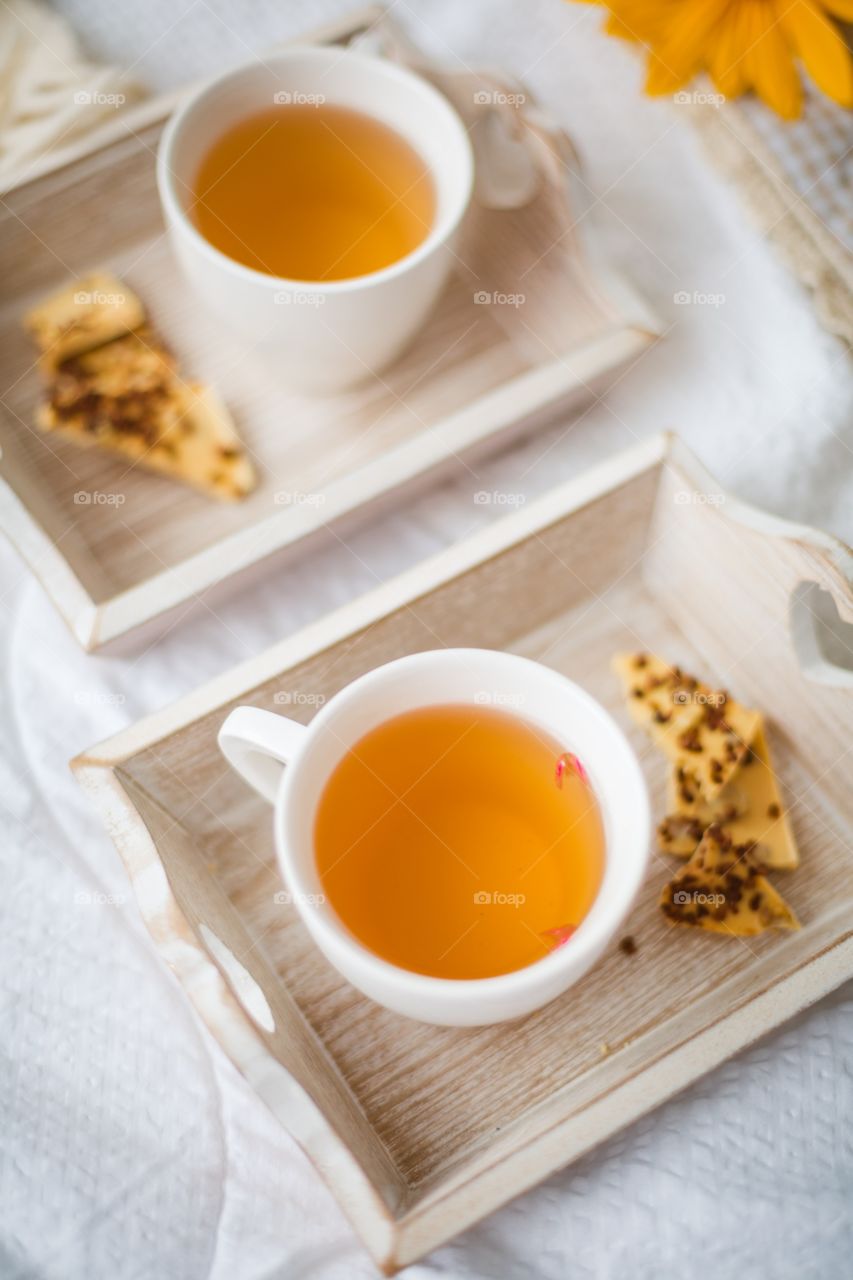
[159,46,474,287]
[276,649,649,989]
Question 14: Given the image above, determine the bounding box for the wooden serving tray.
[73,433,853,1273]
[0,7,655,654]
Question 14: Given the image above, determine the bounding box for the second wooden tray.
[73,433,853,1272]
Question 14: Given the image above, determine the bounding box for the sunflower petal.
[645,0,732,93]
[709,3,748,98]
[780,0,853,107]
[605,13,643,41]
[645,55,697,94]
[748,1,803,118]
[736,0,763,92]
[608,0,673,43]
[644,0,733,94]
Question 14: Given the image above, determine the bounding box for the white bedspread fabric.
[2,2,852,1278]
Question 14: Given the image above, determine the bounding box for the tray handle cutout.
[198,923,275,1034]
[790,580,853,689]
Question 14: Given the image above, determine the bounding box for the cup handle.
[218,706,309,804]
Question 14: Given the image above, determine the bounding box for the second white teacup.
[218,649,650,1026]
[157,47,474,393]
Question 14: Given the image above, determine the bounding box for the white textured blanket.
[1,3,851,1279]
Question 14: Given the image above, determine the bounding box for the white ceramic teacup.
[218,649,650,1027]
[157,47,474,393]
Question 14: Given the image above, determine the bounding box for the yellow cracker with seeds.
[612,653,706,749]
[614,653,760,803]
[24,272,146,368]
[663,724,798,870]
[672,693,761,805]
[657,812,708,857]
[660,824,799,936]
[37,332,255,501]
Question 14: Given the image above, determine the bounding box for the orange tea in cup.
[191,103,436,281]
[314,703,605,980]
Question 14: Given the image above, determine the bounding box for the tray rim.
[0,13,658,654]
[1,326,652,653]
[72,431,853,1271]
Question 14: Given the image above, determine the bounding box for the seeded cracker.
[660,824,799,936]
[657,813,708,856]
[664,724,799,870]
[24,272,145,368]
[37,331,255,500]
[613,653,761,804]
[24,266,257,500]
[673,692,761,805]
[612,653,706,749]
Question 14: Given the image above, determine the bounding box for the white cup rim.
[274,649,651,1012]
[156,45,475,295]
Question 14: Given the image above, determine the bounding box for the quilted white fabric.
[1,2,852,1279]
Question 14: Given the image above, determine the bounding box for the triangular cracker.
[612,653,705,749]
[24,272,145,368]
[660,824,799,936]
[673,693,761,805]
[662,724,798,870]
[614,653,760,804]
[657,812,708,856]
[37,331,255,500]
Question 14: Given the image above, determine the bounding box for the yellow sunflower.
[573,0,853,118]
